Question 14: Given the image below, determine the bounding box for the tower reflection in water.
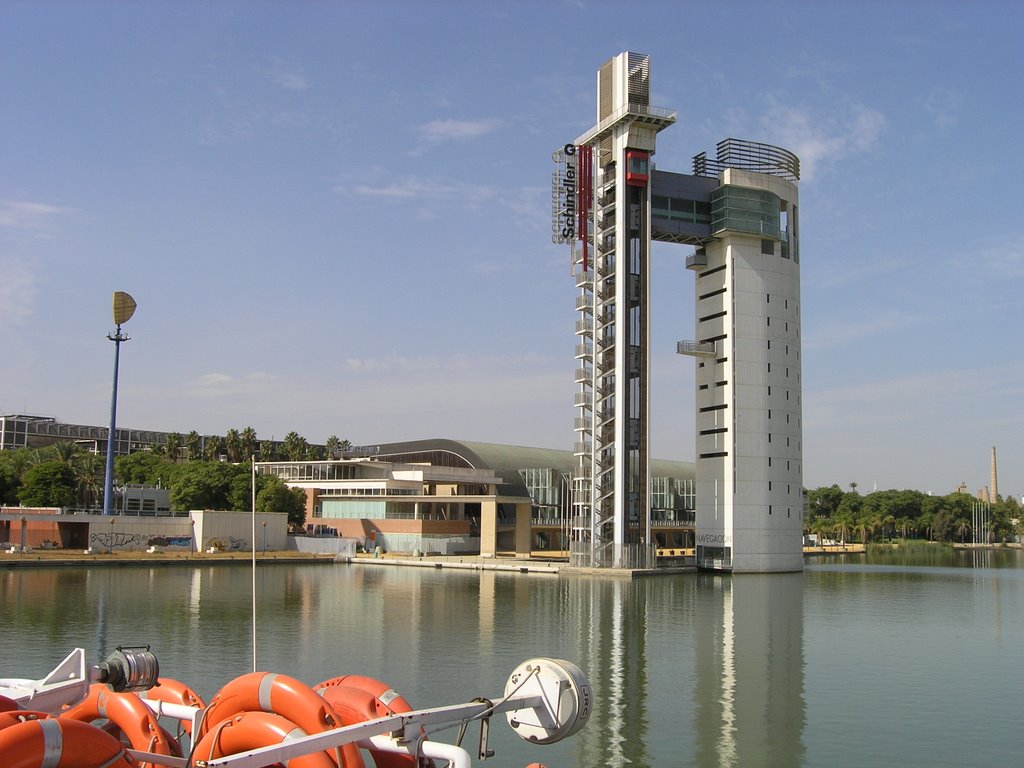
[695,573,806,768]
[554,572,805,767]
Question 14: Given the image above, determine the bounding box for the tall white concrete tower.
[684,143,804,572]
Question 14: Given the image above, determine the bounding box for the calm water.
[2,549,1022,767]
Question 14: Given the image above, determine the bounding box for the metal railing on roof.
[693,138,800,182]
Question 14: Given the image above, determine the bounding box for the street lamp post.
[103,292,136,518]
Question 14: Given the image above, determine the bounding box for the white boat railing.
[1,650,592,768]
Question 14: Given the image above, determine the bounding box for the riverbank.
[0,549,698,576]
[0,549,337,568]
[12,542,1014,572]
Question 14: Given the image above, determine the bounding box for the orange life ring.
[60,683,181,764]
[0,717,137,768]
[140,677,206,734]
[199,671,337,736]
[0,694,20,712]
[0,711,50,732]
[315,675,416,717]
[191,710,335,768]
[316,675,426,768]
[198,671,363,768]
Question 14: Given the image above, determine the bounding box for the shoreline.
[3,541,1017,572]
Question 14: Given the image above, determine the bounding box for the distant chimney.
[991,446,999,502]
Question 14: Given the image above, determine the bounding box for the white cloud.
[0,199,70,228]
[268,57,309,91]
[925,87,961,129]
[197,372,234,387]
[191,371,276,395]
[807,369,969,431]
[977,235,1024,279]
[804,309,923,351]
[339,176,498,204]
[345,354,539,375]
[418,118,500,142]
[759,99,885,182]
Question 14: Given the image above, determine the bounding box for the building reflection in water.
[560,577,651,767]
[695,572,806,768]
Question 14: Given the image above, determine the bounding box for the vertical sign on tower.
[552,144,593,270]
[551,144,577,246]
[576,145,593,271]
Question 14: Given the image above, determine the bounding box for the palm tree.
[240,427,257,460]
[165,432,182,463]
[185,431,202,461]
[282,432,307,462]
[49,441,81,465]
[809,516,832,546]
[71,452,105,509]
[833,512,853,545]
[204,435,224,462]
[954,517,971,544]
[325,435,341,458]
[224,429,242,463]
[259,440,276,461]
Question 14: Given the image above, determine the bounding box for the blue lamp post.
[102,291,136,517]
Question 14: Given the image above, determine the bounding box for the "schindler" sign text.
[550,143,577,244]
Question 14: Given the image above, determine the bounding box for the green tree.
[116,451,176,486]
[990,498,1018,543]
[325,435,341,458]
[954,517,972,544]
[0,461,20,504]
[240,427,257,461]
[256,478,307,528]
[71,452,105,509]
[259,440,276,461]
[165,432,182,463]
[228,471,250,512]
[807,484,844,520]
[0,448,33,504]
[224,428,242,463]
[18,460,76,507]
[185,431,202,461]
[282,432,307,461]
[47,441,81,465]
[204,435,224,462]
[169,462,244,511]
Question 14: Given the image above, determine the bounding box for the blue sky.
[2,1,1021,497]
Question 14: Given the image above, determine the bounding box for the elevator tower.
[555,53,676,568]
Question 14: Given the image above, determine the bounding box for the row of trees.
[805,484,1022,545]
[0,441,317,527]
[4,442,1018,542]
[149,428,350,464]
